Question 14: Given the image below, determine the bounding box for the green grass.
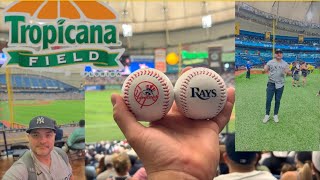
[0,100,84,125]
[85,89,235,143]
[236,70,320,151]
[85,90,124,142]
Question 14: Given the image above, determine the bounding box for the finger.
[211,87,235,132]
[111,94,146,141]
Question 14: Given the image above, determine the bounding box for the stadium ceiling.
[0,1,235,35]
[243,1,320,25]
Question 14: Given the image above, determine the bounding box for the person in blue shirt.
[246,61,252,79]
[54,120,63,141]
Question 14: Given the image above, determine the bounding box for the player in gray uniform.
[3,116,73,180]
[263,49,291,123]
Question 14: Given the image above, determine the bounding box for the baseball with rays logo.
[174,67,227,120]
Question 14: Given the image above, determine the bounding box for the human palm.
[112,88,234,179]
[111,68,235,180]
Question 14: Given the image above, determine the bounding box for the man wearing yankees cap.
[3,116,73,180]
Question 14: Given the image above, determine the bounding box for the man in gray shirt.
[3,116,73,180]
[263,49,291,123]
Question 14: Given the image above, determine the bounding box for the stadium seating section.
[0,74,78,92]
[236,30,320,67]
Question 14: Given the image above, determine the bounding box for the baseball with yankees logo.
[174,67,227,119]
[122,68,174,122]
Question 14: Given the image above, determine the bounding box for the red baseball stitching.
[179,68,227,118]
[123,69,171,120]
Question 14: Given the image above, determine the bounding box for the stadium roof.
[0,1,234,35]
[243,1,320,25]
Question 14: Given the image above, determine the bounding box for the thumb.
[111,94,145,141]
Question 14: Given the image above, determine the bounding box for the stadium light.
[122,24,132,37]
[202,15,212,28]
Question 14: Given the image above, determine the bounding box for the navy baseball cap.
[26,116,56,133]
[225,134,257,165]
[275,49,283,53]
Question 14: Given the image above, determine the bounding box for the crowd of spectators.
[237,34,320,47]
[85,136,320,180]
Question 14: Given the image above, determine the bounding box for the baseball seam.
[179,68,227,118]
[123,69,171,120]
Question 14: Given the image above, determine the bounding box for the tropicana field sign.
[2,0,124,69]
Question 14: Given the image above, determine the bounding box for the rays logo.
[2,0,124,69]
[190,87,217,100]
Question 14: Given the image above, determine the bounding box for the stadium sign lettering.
[6,48,120,68]
[5,16,118,50]
[2,2,124,69]
[82,71,122,78]
[190,87,217,100]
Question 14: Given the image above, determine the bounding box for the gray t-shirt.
[3,149,72,180]
[266,59,289,89]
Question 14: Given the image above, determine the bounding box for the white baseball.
[174,67,227,120]
[122,68,174,122]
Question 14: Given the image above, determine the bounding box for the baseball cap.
[312,151,320,172]
[26,116,56,133]
[273,151,289,158]
[225,134,257,165]
[275,49,283,53]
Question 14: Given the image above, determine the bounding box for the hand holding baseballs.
[111,67,235,180]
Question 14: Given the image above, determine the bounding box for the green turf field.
[85,89,235,143]
[0,100,84,125]
[85,90,124,142]
[236,69,320,151]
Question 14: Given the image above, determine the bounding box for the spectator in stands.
[280,152,313,180]
[53,120,63,141]
[263,49,292,123]
[3,116,73,179]
[280,163,296,176]
[313,152,320,180]
[300,62,308,86]
[262,151,294,176]
[97,155,116,180]
[85,156,97,180]
[214,134,276,180]
[246,60,252,79]
[111,67,235,180]
[64,119,85,152]
[107,152,131,180]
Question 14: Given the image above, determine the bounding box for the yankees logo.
[36,116,45,124]
[134,81,159,108]
[190,87,217,100]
